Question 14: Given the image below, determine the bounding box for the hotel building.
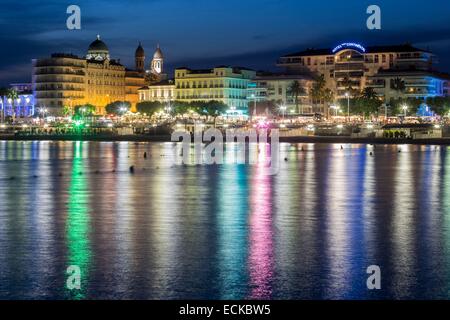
[139,66,256,114]
[138,79,175,103]
[248,73,313,114]
[277,42,449,103]
[32,36,157,115]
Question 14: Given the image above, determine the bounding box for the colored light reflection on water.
[248,150,274,299]
[65,141,91,299]
[1,142,450,299]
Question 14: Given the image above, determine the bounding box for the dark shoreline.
[2,134,450,145]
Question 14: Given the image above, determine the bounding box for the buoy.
[340,145,343,150]
[369,152,373,156]
[284,157,288,162]
[398,149,401,153]
[129,166,135,173]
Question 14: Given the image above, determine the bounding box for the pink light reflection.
[248,158,274,299]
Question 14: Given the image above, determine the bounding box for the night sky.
[0,0,449,85]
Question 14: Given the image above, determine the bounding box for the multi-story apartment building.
[138,80,175,103]
[32,53,87,113]
[32,36,148,115]
[138,66,256,115]
[85,59,126,114]
[174,67,256,112]
[248,73,313,114]
[276,42,448,102]
[367,70,450,101]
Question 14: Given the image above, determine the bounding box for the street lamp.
[165,102,172,118]
[345,92,350,121]
[7,98,12,120]
[228,106,236,121]
[330,105,338,117]
[402,105,408,118]
[279,104,287,121]
[39,107,48,121]
[251,93,256,120]
[16,98,21,118]
[25,97,30,117]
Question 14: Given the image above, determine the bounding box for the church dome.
[135,42,145,57]
[87,35,110,61]
[88,35,109,52]
[153,45,163,59]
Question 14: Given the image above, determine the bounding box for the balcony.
[35,79,85,84]
[34,70,85,76]
[334,63,364,71]
[35,87,84,92]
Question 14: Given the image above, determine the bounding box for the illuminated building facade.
[0,94,35,118]
[138,80,175,103]
[277,43,445,101]
[248,73,313,114]
[138,66,256,114]
[145,44,168,84]
[174,67,255,112]
[32,36,145,115]
[367,70,450,101]
[32,53,87,113]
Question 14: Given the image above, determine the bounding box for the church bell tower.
[135,42,145,73]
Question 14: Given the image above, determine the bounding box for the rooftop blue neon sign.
[332,43,366,53]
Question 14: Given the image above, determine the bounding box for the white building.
[277,42,440,99]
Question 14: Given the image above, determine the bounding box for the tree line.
[287,75,450,117]
[136,100,229,118]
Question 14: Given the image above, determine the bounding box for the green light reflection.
[66,141,91,300]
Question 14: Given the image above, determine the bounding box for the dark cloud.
[0,0,449,85]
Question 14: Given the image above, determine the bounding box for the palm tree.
[309,75,327,113]
[391,77,406,98]
[360,87,378,100]
[323,88,334,105]
[288,80,305,114]
[6,89,18,121]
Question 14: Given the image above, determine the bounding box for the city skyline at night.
[3,0,450,309]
